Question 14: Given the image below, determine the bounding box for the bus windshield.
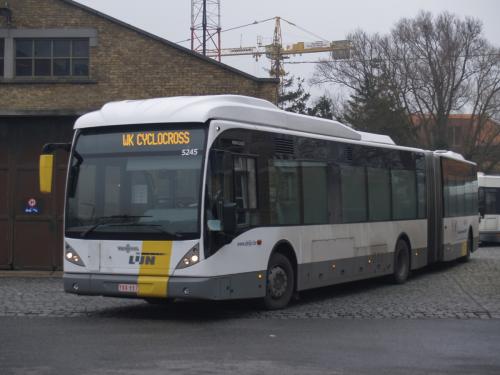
[65,125,206,240]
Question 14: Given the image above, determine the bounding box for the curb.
[0,271,63,278]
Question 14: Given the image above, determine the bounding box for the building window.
[15,38,89,77]
[447,126,463,147]
[0,39,4,77]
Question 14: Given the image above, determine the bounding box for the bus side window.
[484,188,499,216]
[233,156,257,226]
[302,161,328,224]
[206,150,234,226]
[341,165,367,223]
[206,150,224,220]
[367,167,391,221]
[391,169,417,220]
[270,160,300,225]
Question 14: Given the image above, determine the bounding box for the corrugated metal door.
[0,117,75,270]
[0,123,10,268]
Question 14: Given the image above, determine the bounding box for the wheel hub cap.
[268,266,288,298]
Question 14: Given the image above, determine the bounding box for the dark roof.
[61,0,278,84]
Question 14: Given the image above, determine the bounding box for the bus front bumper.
[63,272,265,301]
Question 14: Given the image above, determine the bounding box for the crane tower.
[191,0,221,61]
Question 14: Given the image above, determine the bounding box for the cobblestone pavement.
[1,246,499,320]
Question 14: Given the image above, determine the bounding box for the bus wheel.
[392,239,410,284]
[263,253,294,310]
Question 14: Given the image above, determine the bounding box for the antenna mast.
[191,0,221,61]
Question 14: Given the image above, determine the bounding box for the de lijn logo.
[129,254,156,265]
[117,244,140,253]
[119,244,160,265]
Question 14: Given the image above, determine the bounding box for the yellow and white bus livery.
[39,95,479,309]
[478,173,500,243]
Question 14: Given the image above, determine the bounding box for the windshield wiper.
[79,215,152,238]
[80,222,111,238]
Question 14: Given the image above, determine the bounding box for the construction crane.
[186,6,351,99]
[202,16,351,80]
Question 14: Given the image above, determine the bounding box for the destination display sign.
[121,131,191,147]
[76,127,205,155]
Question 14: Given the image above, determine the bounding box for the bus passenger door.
[233,155,258,228]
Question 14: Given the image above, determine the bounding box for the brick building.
[0,0,278,269]
[412,114,500,172]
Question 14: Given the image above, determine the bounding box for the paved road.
[1,246,500,374]
[1,246,499,319]
[1,317,499,375]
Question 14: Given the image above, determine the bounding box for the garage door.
[0,116,75,270]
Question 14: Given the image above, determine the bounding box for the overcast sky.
[74,0,500,97]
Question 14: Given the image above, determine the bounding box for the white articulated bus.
[478,173,500,242]
[39,95,479,309]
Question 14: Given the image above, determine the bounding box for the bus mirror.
[39,154,54,193]
[39,142,71,194]
[222,203,237,234]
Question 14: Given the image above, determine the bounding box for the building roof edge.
[60,0,279,85]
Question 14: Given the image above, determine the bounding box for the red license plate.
[118,283,138,293]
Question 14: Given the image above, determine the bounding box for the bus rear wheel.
[263,253,294,310]
[392,239,410,284]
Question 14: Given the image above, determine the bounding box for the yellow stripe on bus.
[137,241,172,298]
[461,241,468,256]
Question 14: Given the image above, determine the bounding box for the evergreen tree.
[278,74,311,114]
[343,75,412,145]
[308,95,335,119]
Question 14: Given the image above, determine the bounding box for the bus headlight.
[65,242,85,267]
[176,243,200,269]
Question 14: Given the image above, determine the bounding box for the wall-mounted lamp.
[0,1,12,27]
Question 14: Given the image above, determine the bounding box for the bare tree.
[312,11,500,171]
[461,43,500,172]
[391,12,483,148]
[312,30,417,145]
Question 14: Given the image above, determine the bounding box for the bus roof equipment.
[75,95,363,141]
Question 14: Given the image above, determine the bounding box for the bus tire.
[459,231,473,263]
[263,253,294,310]
[392,239,410,284]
